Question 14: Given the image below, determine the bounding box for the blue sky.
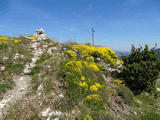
[0,0,160,51]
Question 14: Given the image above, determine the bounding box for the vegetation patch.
[120,45,160,94]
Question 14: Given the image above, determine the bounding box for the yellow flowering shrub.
[84,114,93,120]
[0,36,8,40]
[0,36,10,44]
[65,60,87,73]
[14,40,21,44]
[86,56,94,62]
[72,44,119,65]
[90,83,103,92]
[85,94,101,105]
[64,46,110,118]
[65,60,100,73]
[67,50,76,58]
[88,62,100,72]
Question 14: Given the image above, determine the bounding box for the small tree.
[121,45,160,94]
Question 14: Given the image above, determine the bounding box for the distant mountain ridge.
[156,48,160,58]
[115,49,160,59]
[115,50,130,59]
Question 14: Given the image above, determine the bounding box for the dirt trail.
[0,41,44,117]
[0,75,31,116]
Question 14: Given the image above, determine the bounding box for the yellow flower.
[90,85,98,92]
[65,60,100,73]
[85,94,101,105]
[81,76,85,81]
[84,114,93,120]
[29,35,36,40]
[86,56,94,62]
[90,83,103,92]
[117,59,123,64]
[67,50,76,58]
[0,36,8,40]
[88,62,100,72]
[103,104,107,109]
[14,40,21,44]
[114,79,124,86]
[79,82,88,90]
[65,60,88,73]
[105,111,108,115]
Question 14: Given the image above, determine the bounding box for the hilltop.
[0,29,160,120]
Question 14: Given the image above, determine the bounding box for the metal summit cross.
[92,27,95,46]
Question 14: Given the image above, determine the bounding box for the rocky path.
[0,41,44,117]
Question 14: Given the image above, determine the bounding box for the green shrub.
[120,45,160,94]
[117,86,134,105]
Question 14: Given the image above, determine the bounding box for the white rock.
[0,66,5,71]
[25,36,32,40]
[133,111,137,115]
[144,92,149,96]
[157,88,160,92]
[37,84,43,91]
[3,57,8,60]
[50,110,63,116]
[58,93,64,98]
[71,110,76,115]
[32,58,37,63]
[41,107,51,117]
[95,58,101,62]
[54,118,59,120]
[14,54,20,59]
[48,49,52,55]
[43,45,48,49]
[47,117,51,120]
[135,99,142,104]
[21,55,24,58]
[23,68,31,75]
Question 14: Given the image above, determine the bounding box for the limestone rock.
[25,36,32,40]
[157,88,160,92]
[95,58,101,62]
[0,66,5,71]
[3,57,8,60]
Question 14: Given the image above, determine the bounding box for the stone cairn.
[35,28,48,41]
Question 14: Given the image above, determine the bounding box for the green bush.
[120,45,160,94]
[117,86,134,105]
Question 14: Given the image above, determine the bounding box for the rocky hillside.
[0,29,160,120]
